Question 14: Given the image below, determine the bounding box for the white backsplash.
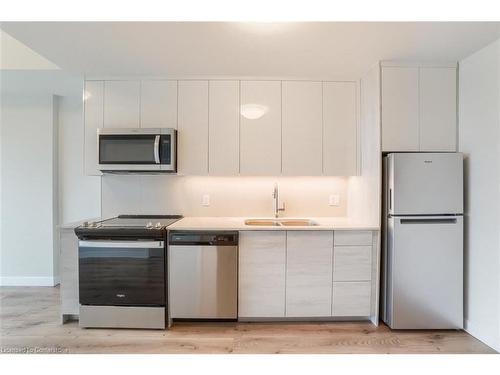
[101,175,348,218]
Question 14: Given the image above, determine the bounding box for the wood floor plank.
[0,286,496,354]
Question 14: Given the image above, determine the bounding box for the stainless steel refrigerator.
[382,153,463,329]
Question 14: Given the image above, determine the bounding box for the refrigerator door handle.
[389,188,392,211]
[400,218,457,225]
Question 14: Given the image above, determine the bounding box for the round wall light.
[240,104,269,120]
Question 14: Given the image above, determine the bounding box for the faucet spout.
[272,183,285,218]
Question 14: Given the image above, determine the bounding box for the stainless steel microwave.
[97,128,177,173]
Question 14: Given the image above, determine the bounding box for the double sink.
[244,219,318,227]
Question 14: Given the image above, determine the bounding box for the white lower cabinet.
[238,231,286,318]
[286,231,333,317]
[238,230,376,320]
[333,246,372,281]
[332,282,371,317]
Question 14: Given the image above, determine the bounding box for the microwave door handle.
[154,135,160,164]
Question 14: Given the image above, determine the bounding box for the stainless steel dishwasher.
[168,231,238,320]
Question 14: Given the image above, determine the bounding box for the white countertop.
[168,217,379,231]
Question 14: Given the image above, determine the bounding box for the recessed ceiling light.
[241,104,269,120]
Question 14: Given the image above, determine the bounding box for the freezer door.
[388,153,463,215]
[387,215,463,329]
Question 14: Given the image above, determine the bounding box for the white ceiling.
[1,22,499,79]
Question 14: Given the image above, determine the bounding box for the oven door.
[78,240,166,306]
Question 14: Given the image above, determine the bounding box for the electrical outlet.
[202,194,210,206]
[329,194,340,207]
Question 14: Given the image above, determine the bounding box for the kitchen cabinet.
[381,66,420,151]
[84,80,104,176]
[59,227,80,322]
[140,80,177,128]
[281,81,323,175]
[323,82,358,176]
[103,80,141,128]
[240,81,282,175]
[286,231,333,317]
[238,231,286,318]
[238,230,377,321]
[333,246,372,281]
[332,281,371,317]
[209,81,240,175]
[178,80,209,175]
[419,67,457,151]
[381,64,457,152]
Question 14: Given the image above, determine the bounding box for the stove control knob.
[146,222,153,229]
[88,221,97,228]
[82,221,89,227]
[155,222,162,229]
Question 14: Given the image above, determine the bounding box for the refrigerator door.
[386,215,463,329]
[388,153,463,215]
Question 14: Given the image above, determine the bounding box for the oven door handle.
[79,240,164,248]
[154,135,160,164]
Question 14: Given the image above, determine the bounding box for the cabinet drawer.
[333,246,372,281]
[334,231,372,246]
[332,281,371,317]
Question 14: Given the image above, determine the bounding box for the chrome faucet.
[272,183,286,218]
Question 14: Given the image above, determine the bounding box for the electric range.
[74,214,182,330]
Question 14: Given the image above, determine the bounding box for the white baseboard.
[0,276,60,287]
[464,318,500,353]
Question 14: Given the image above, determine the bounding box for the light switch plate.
[329,194,340,206]
[202,194,210,206]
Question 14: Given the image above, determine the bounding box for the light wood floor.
[0,286,496,354]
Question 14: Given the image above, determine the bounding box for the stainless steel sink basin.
[244,219,318,227]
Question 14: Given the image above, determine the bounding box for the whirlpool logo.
[424,160,433,164]
[116,294,126,298]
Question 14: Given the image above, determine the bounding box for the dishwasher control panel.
[169,231,238,246]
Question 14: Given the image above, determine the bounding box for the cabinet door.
[419,67,457,151]
[333,246,372,281]
[323,82,358,176]
[240,81,281,175]
[178,80,209,175]
[140,80,177,128]
[286,231,333,317]
[209,81,240,175]
[84,81,103,176]
[238,231,286,317]
[103,81,140,128]
[332,281,371,316]
[282,81,323,175]
[381,67,419,151]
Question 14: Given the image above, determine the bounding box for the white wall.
[459,38,500,352]
[101,175,348,218]
[1,93,58,285]
[0,70,101,286]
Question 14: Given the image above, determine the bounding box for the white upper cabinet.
[84,81,104,176]
[209,81,240,175]
[177,80,209,175]
[240,81,282,175]
[419,67,457,151]
[323,82,358,176]
[381,66,420,151]
[282,81,323,175]
[140,80,177,128]
[103,80,140,128]
[381,63,457,152]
